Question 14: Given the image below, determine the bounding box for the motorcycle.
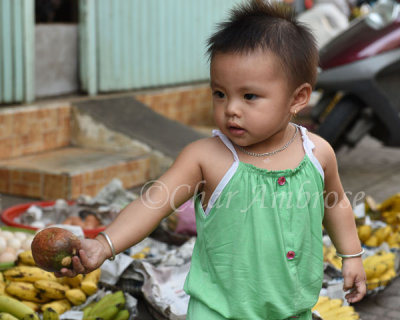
[311,0,400,150]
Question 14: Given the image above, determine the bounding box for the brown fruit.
[31,227,82,272]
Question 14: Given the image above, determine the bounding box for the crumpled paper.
[128,238,196,320]
[100,253,134,285]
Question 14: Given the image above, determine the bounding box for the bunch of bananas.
[374,193,400,224]
[356,225,400,248]
[0,250,102,318]
[363,251,397,290]
[323,245,343,270]
[323,245,397,290]
[312,296,360,320]
[83,290,129,320]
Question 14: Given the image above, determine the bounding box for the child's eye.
[244,93,257,100]
[213,91,225,99]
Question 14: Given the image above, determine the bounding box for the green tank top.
[184,126,325,319]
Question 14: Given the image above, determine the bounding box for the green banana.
[43,308,59,320]
[82,305,94,319]
[89,291,125,316]
[89,303,122,320]
[114,309,130,320]
[0,296,39,320]
[0,312,19,320]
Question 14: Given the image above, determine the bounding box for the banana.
[21,300,41,312]
[65,288,86,305]
[0,281,6,295]
[364,235,379,247]
[89,291,125,316]
[313,298,342,314]
[41,299,71,315]
[367,278,380,290]
[33,280,68,300]
[312,296,329,311]
[64,274,83,288]
[114,309,130,320]
[88,303,122,320]
[357,225,372,243]
[5,282,50,303]
[0,313,19,320]
[3,266,56,283]
[43,308,60,320]
[377,193,400,211]
[81,269,101,296]
[320,305,355,318]
[374,226,392,243]
[82,304,94,319]
[0,295,40,320]
[17,251,36,267]
[0,272,4,282]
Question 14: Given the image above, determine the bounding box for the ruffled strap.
[298,125,324,179]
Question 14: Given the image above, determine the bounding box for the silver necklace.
[236,124,298,157]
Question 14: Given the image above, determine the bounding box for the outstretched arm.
[321,142,366,303]
[58,140,204,276]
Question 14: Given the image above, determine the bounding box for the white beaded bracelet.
[99,232,116,261]
[336,248,365,259]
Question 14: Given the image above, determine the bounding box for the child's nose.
[225,100,241,117]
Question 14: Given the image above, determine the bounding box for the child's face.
[211,49,295,148]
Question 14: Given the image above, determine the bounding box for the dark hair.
[207,0,319,89]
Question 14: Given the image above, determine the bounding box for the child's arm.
[58,140,205,277]
[319,140,366,303]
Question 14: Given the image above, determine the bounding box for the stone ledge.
[0,147,153,199]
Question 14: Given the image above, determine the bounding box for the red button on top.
[278,176,286,186]
[286,251,295,260]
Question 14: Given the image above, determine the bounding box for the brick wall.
[0,104,71,160]
[135,85,214,126]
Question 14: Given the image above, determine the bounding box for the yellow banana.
[373,262,388,278]
[5,281,50,303]
[365,235,380,247]
[17,251,36,267]
[0,272,4,282]
[3,266,56,283]
[357,225,372,243]
[313,299,342,314]
[33,280,68,300]
[21,300,41,312]
[81,269,101,296]
[320,305,355,318]
[377,193,400,211]
[64,274,83,288]
[41,299,71,315]
[375,226,392,242]
[0,295,39,320]
[367,278,380,290]
[65,288,86,306]
[312,295,329,311]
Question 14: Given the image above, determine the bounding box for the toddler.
[58,1,366,319]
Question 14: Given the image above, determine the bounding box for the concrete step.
[0,147,153,200]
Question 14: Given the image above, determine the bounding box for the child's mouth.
[228,125,246,136]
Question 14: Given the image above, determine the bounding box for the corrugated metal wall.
[80,0,243,95]
[0,0,34,104]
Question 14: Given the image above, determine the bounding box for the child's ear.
[289,83,312,115]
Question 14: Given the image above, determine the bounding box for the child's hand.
[55,238,107,277]
[341,257,367,303]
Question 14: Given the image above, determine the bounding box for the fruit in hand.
[31,227,81,272]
